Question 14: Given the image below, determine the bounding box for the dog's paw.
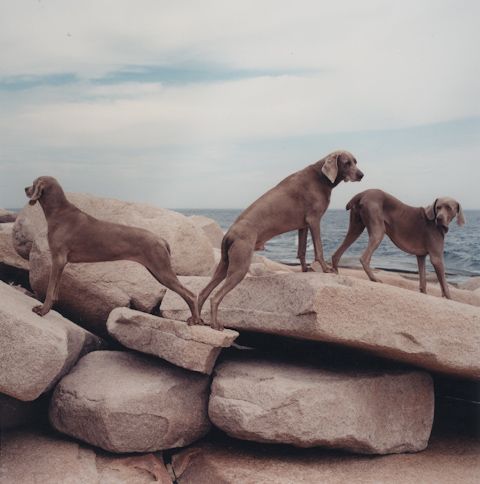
[32,305,48,316]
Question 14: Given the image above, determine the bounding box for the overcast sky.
[1,0,479,209]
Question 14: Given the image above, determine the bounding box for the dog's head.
[321,150,364,184]
[25,176,61,206]
[424,197,465,233]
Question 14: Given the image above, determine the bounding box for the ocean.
[177,208,480,283]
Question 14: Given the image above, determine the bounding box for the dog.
[25,176,200,322]
[198,150,364,330]
[331,189,466,298]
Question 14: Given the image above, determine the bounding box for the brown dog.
[198,150,364,330]
[331,189,466,298]
[25,176,200,322]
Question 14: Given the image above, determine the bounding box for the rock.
[334,266,480,307]
[13,193,214,275]
[30,234,167,336]
[107,308,239,374]
[208,356,434,454]
[459,276,480,291]
[0,208,17,223]
[0,428,173,483]
[0,223,29,271]
[160,273,480,379]
[0,393,48,430]
[189,215,224,249]
[49,351,211,453]
[0,282,103,401]
[171,433,480,484]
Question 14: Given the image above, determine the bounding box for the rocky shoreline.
[0,196,479,483]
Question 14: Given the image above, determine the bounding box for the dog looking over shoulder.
[331,189,466,299]
[198,150,364,330]
[24,176,201,322]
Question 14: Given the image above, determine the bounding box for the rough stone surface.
[459,276,480,291]
[107,307,239,374]
[49,351,211,453]
[13,193,215,275]
[161,273,480,379]
[0,282,103,401]
[208,356,434,454]
[0,429,173,484]
[189,215,224,249]
[0,208,17,223]
[30,234,167,336]
[333,266,480,307]
[0,223,29,271]
[172,434,480,484]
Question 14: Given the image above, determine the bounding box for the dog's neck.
[38,187,74,219]
[311,161,342,189]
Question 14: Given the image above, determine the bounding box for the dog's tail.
[220,232,234,262]
[346,192,363,211]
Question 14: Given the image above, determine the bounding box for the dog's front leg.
[307,218,333,273]
[429,254,451,299]
[297,228,309,272]
[33,255,67,316]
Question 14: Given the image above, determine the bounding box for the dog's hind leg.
[143,243,200,324]
[209,239,254,331]
[417,255,427,294]
[198,258,228,316]
[360,220,385,283]
[332,209,365,272]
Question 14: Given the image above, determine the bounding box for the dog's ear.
[321,152,339,183]
[424,198,438,220]
[456,202,466,226]
[29,180,45,205]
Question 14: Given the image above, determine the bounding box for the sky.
[0,0,479,210]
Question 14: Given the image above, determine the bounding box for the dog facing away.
[24,176,201,322]
[198,150,364,330]
[331,189,466,299]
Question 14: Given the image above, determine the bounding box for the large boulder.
[209,356,434,454]
[0,223,29,271]
[171,434,480,484]
[161,273,480,379]
[13,193,215,275]
[0,282,103,401]
[107,308,238,374]
[0,429,173,483]
[0,208,17,223]
[49,351,211,453]
[189,215,224,249]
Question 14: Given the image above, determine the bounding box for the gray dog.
[25,176,200,322]
[198,150,364,330]
[331,189,465,298]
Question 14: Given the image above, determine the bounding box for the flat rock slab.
[172,434,480,484]
[107,308,239,374]
[49,351,211,453]
[161,273,480,379]
[0,429,173,484]
[209,357,434,454]
[0,282,103,401]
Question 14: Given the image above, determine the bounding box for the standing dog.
[331,189,466,298]
[25,176,200,322]
[199,150,364,330]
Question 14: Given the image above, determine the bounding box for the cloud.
[0,1,479,209]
